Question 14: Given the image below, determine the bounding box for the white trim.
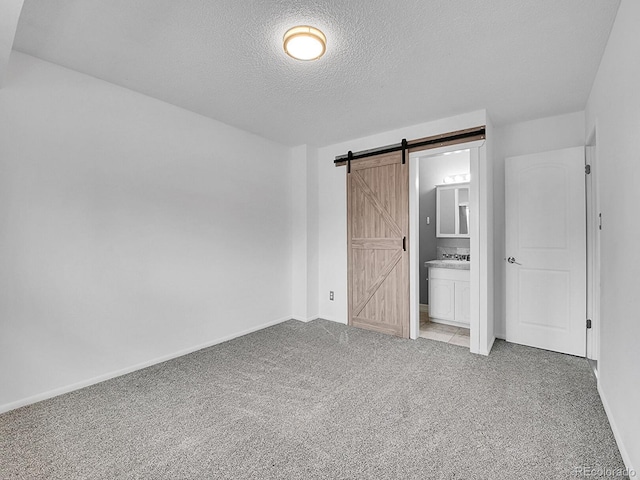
[0,316,291,414]
[485,335,496,355]
[474,142,495,356]
[409,155,421,339]
[291,316,318,323]
[598,383,636,475]
[320,315,346,325]
[469,146,481,354]
[586,126,600,362]
[430,318,469,329]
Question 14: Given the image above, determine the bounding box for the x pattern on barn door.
[348,152,409,338]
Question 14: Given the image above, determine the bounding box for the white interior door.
[505,147,586,356]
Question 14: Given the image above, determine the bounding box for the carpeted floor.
[0,319,627,479]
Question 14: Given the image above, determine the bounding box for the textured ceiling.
[13,0,620,146]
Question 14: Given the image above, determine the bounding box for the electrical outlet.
[329,291,334,301]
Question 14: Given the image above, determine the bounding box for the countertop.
[424,259,471,270]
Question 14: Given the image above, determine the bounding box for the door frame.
[586,128,600,363]
[504,147,587,357]
[408,139,491,355]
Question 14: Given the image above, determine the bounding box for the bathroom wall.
[436,238,470,260]
[418,150,470,305]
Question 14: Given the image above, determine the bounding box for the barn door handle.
[507,256,522,265]
[402,237,406,251]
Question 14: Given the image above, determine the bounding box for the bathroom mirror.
[438,188,456,235]
[436,183,470,238]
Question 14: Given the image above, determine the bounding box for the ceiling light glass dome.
[283,26,327,61]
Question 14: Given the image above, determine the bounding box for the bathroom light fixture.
[283,26,326,61]
[443,173,470,184]
[442,149,466,156]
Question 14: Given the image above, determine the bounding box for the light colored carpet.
[0,319,627,479]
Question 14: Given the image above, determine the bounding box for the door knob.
[507,256,522,265]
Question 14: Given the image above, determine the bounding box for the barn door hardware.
[401,138,407,164]
[334,126,486,166]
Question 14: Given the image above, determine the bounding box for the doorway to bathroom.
[408,139,489,355]
[415,149,472,348]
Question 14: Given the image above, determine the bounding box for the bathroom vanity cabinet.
[428,267,470,326]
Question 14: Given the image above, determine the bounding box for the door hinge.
[599,213,602,230]
[402,236,406,251]
[585,164,591,174]
[586,319,592,329]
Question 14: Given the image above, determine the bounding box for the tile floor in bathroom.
[419,311,470,348]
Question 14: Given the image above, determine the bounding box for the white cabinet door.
[436,183,471,238]
[455,281,471,325]
[430,278,455,321]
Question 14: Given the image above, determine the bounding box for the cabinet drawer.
[429,267,470,282]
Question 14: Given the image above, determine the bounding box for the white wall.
[290,144,319,322]
[0,0,23,86]
[492,111,586,338]
[290,145,308,319]
[306,147,320,319]
[0,52,293,412]
[316,111,488,324]
[585,0,640,471]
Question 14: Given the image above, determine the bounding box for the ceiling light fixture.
[283,26,326,61]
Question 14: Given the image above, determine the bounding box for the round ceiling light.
[283,26,326,61]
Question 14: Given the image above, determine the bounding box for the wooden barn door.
[348,151,409,338]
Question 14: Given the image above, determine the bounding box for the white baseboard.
[482,336,496,356]
[0,316,291,415]
[291,316,318,323]
[430,318,470,329]
[597,381,636,475]
[317,316,347,325]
